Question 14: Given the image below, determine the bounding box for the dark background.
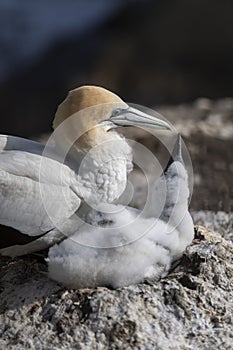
[0,0,232,137]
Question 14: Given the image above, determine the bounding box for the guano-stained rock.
[0,225,232,350]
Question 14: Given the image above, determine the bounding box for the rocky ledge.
[0,224,232,350]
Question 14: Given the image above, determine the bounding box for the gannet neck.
[145,135,194,255]
[77,132,133,204]
[74,127,117,153]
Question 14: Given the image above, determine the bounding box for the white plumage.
[0,85,171,256]
[47,136,194,288]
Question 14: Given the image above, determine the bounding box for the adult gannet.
[48,135,194,288]
[0,85,171,257]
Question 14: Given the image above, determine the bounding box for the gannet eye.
[112,108,123,116]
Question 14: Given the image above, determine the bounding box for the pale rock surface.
[0,225,233,350]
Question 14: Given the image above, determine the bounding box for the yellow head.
[53,85,171,151]
[53,85,125,128]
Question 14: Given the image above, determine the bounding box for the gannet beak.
[108,107,171,130]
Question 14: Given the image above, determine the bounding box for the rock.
[0,225,232,349]
[192,211,233,241]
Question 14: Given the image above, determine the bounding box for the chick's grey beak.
[109,107,171,130]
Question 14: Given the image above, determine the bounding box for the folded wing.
[0,135,81,253]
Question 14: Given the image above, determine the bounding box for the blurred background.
[0,0,232,213]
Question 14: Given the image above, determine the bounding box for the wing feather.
[0,135,82,239]
[0,168,80,234]
[0,134,46,154]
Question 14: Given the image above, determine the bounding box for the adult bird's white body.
[48,136,194,288]
[0,85,171,257]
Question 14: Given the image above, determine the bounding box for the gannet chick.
[48,135,194,289]
[0,86,171,257]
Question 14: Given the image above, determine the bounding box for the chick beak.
[108,106,171,130]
